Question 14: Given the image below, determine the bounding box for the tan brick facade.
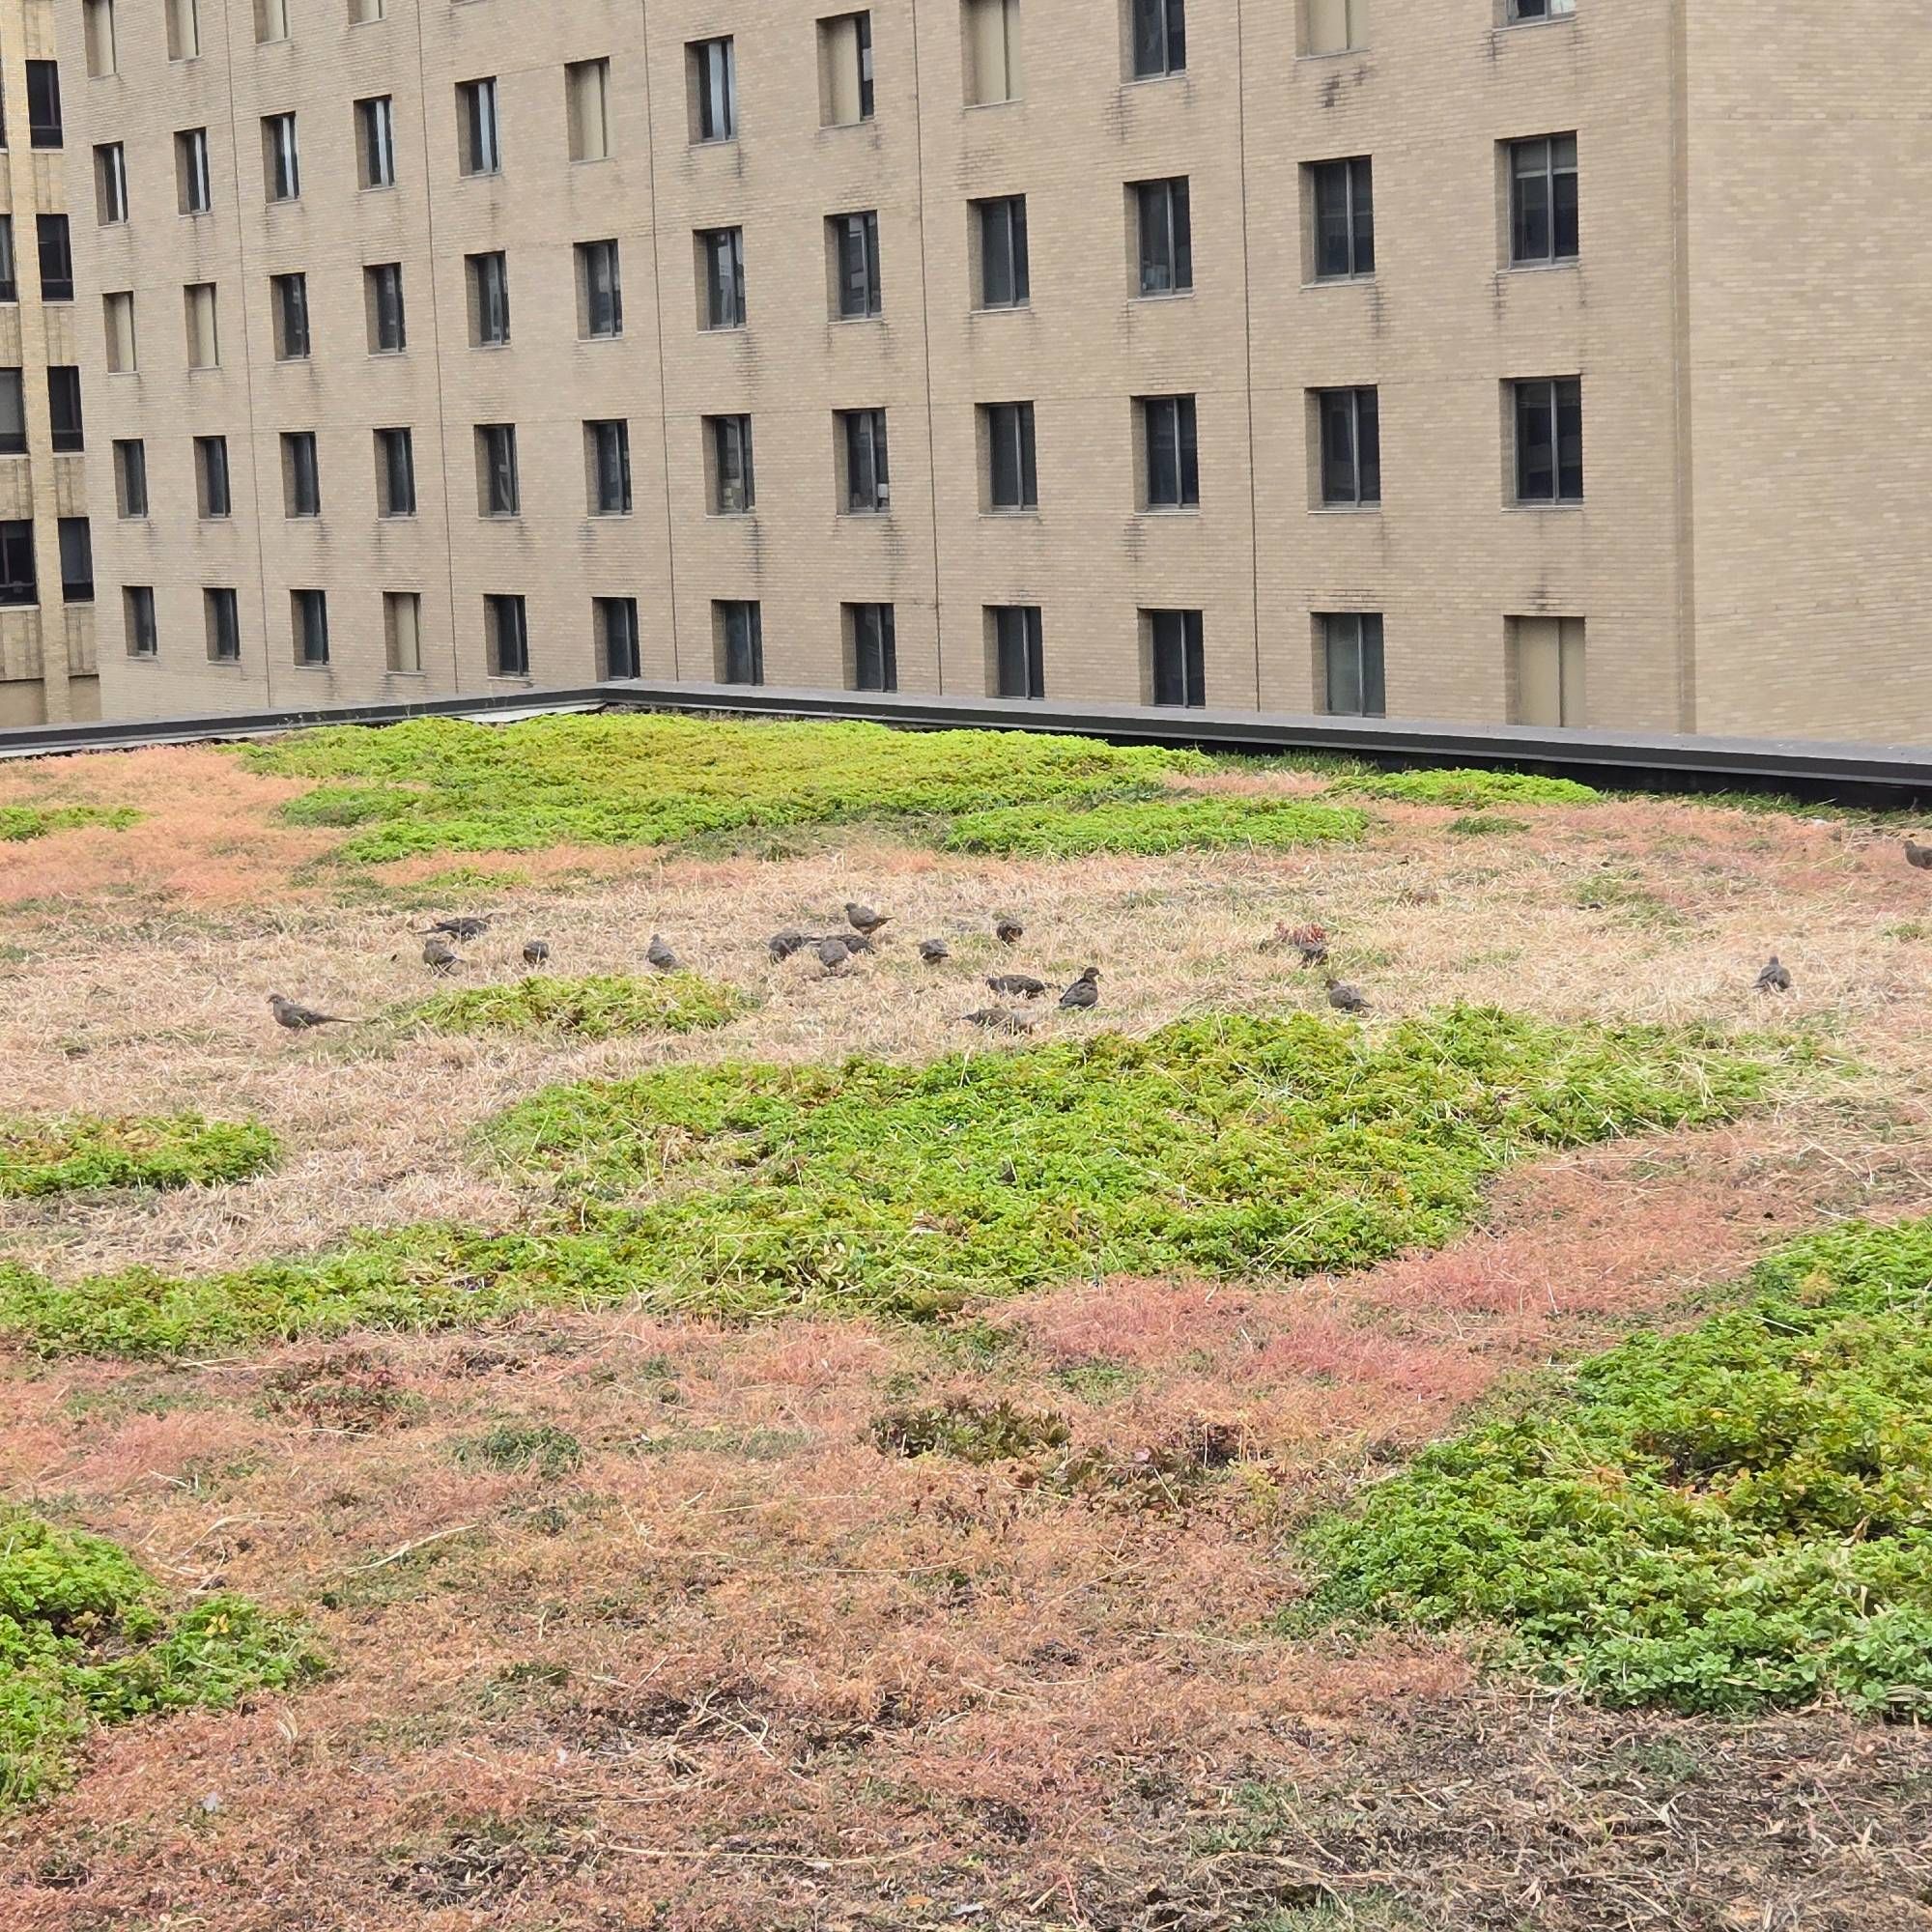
[50,0,1932,743]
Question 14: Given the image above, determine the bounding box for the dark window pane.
[1555,378,1583,499]
[58,517,92,601]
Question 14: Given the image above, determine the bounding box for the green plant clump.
[408,972,751,1042]
[1301,1217,1932,1716]
[0,1009,1777,1357]
[0,804,141,842]
[0,1508,319,1805]
[1343,768,1601,810]
[1446,813,1530,838]
[944,795,1368,859]
[0,1114,280,1198]
[871,1397,1072,1463]
[242,714,1203,863]
[453,1422,584,1479]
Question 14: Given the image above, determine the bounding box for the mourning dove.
[845,902,890,937]
[422,935,462,976]
[987,973,1047,999]
[645,933,680,972]
[1058,967,1100,1010]
[522,939,550,968]
[1755,954,1792,993]
[1325,979,1370,1014]
[918,938,951,964]
[270,994,354,1032]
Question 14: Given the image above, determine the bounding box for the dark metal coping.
[6,681,1932,807]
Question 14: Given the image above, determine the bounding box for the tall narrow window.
[1513,377,1583,503]
[185,282,219,369]
[85,0,120,78]
[597,597,640,678]
[96,145,129,225]
[1141,395,1199,509]
[1509,615,1586,726]
[366,262,407,353]
[195,435,231,517]
[26,62,62,149]
[206,588,242,663]
[691,39,737,141]
[59,521,94,603]
[126,585,158,658]
[586,419,633,515]
[477,423,520,516]
[177,128,213,214]
[350,0,388,23]
[1148,609,1205,707]
[384,592,423,674]
[37,216,73,302]
[0,523,38,605]
[357,95,397,187]
[1130,0,1185,77]
[103,292,137,373]
[1510,134,1579,266]
[1321,612,1385,717]
[1305,0,1369,54]
[964,0,1022,104]
[113,439,148,516]
[832,212,882,319]
[292,588,329,666]
[578,240,623,337]
[47,367,84,453]
[457,77,501,176]
[1317,387,1380,506]
[1134,178,1191,296]
[984,402,1037,511]
[839,409,890,513]
[699,228,747,328]
[708,414,754,513]
[820,13,873,126]
[263,112,300,201]
[468,251,511,345]
[975,196,1029,308]
[255,0,290,42]
[991,605,1044,699]
[375,427,416,517]
[272,273,309,358]
[567,58,612,160]
[486,595,529,677]
[1311,157,1375,280]
[847,604,896,692]
[0,221,15,303]
[0,372,23,455]
[166,0,201,62]
[716,601,763,684]
[282,431,321,517]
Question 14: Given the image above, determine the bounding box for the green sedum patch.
[407,973,751,1042]
[1301,1218,1932,1717]
[1341,768,1601,809]
[0,1114,280,1198]
[943,795,1368,858]
[0,804,141,842]
[0,1508,320,1805]
[242,714,1202,863]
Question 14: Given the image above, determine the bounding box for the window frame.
[717,599,764,685]
[1148,608,1205,708]
[357,95,397,189]
[1310,156,1375,281]
[486,593,530,678]
[586,417,634,516]
[984,401,1038,512]
[839,408,891,514]
[375,426,416,517]
[1129,0,1186,78]
[1512,376,1584,504]
[847,602,897,693]
[1141,393,1200,510]
[1317,385,1380,507]
[992,604,1045,699]
[700,227,747,329]
[1134,176,1192,298]
[1321,611,1386,718]
[709,413,755,514]
[195,434,232,518]
[1509,133,1579,268]
[692,38,738,142]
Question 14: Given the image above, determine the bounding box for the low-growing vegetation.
[0,803,140,842]
[870,1396,1072,1463]
[0,1113,279,1198]
[944,795,1368,858]
[407,972,751,1042]
[1342,768,1601,809]
[452,1421,584,1479]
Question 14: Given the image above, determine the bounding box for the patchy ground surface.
[2,722,1931,1930]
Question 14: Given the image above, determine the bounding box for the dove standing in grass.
[1755,954,1793,993]
[645,933,680,973]
[270,994,355,1033]
[1326,978,1370,1014]
[987,973,1047,999]
[996,919,1024,946]
[815,936,855,972]
[769,929,811,963]
[522,939,550,969]
[1059,966,1101,1011]
[429,916,492,942]
[1907,839,1932,872]
[422,934,462,977]
[845,902,890,938]
[918,938,952,965]
[959,1008,1034,1037]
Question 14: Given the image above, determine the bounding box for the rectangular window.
[692,39,737,141]
[205,587,241,663]
[26,61,62,150]
[486,594,529,677]
[113,439,148,517]
[1305,0,1369,54]
[282,430,320,517]
[96,144,129,225]
[820,13,873,126]
[566,57,612,161]
[578,239,623,337]
[59,520,93,602]
[185,282,219,369]
[1130,0,1185,77]
[1509,614,1586,727]
[0,371,23,456]
[126,584,158,657]
[477,423,520,516]
[37,216,73,302]
[366,262,407,353]
[357,95,397,187]
[0,522,36,606]
[195,434,231,517]
[457,77,500,176]
[1510,134,1579,266]
[716,600,763,685]
[984,402,1037,511]
[991,605,1044,698]
[375,427,415,517]
[1311,156,1375,279]
[597,596,640,679]
[1148,609,1205,707]
[708,413,754,513]
[1321,611,1385,717]
[975,196,1029,308]
[85,0,119,78]
[350,0,388,23]
[1134,177,1191,296]
[586,418,633,515]
[1513,377,1583,503]
[964,0,1022,105]
[255,0,290,42]
[832,211,882,319]
[177,128,213,214]
[847,603,896,692]
[840,408,890,513]
[166,0,201,63]
[263,112,299,201]
[0,220,14,303]
[699,227,747,328]
[384,591,422,674]
[47,367,84,453]
[272,273,309,358]
[103,291,137,373]
[1141,394,1199,508]
[1318,386,1379,505]
[292,588,328,666]
[1509,0,1577,21]
[468,251,511,345]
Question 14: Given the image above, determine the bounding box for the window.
[1311,157,1374,279]
[991,605,1044,698]
[578,239,623,337]
[1130,0,1185,77]
[1141,394,1199,509]
[975,196,1029,308]
[0,220,14,302]
[366,262,407,353]
[1134,178,1191,296]
[26,62,61,150]
[468,251,511,345]
[1510,134,1578,266]
[691,39,737,141]
[195,435,231,518]
[586,418,633,515]
[820,13,873,126]
[113,439,147,516]
[477,423,520,516]
[375,427,415,516]
[384,591,422,674]
[1148,610,1205,707]
[708,414,754,513]
[1509,615,1585,726]
[166,0,201,63]
[1321,611,1385,717]
[0,372,22,455]
[256,0,290,42]
[486,594,529,677]
[1317,387,1379,505]
[1305,0,1369,54]
[37,216,72,302]
[126,585,158,657]
[357,96,397,187]
[457,77,501,176]
[1508,0,1576,20]
[597,596,641,678]
[0,523,36,605]
[282,430,320,517]
[206,587,242,663]
[85,0,119,78]
[965,0,1022,104]
[1513,377,1583,503]
[185,282,219,368]
[96,145,129,225]
[272,272,309,358]
[716,600,763,685]
[699,227,747,328]
[832,212,882,319]
[350,0,388,23]
[177,129,213,214]
[263,112,299,201]
[103,291,137,373]
[47,367,83,453]
[59,521,94,603]
[292,588,328,666]
[840,409,890,513]
[847,604,896,692]
[567,58,611,161]
[984,402,1037,511]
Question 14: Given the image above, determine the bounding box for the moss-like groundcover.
[0,1009,1776,1356]
[1302,1217,1932,1716]
[0,804,141,842]
[0,1115,280,1198]
[944,795,1368,858]
[1341,768,1601,809]
[407,972,751,1042]
[0,1509,319,1805]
